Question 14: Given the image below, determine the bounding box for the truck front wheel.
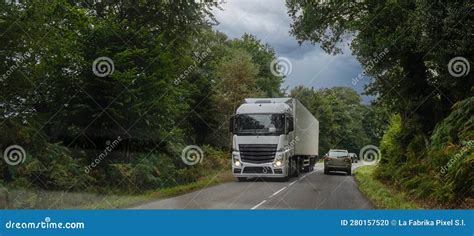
[289,158,300,177]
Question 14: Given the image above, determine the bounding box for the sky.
[211,0,374,103]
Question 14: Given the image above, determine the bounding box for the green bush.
[377,97,474,207]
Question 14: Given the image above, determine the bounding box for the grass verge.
[1,171,234,209]
[354,165,421,209]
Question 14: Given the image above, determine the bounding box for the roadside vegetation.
[0,0,382,208]
[0,1,282,206]
[355,165,420,209]
[288,0,473,208]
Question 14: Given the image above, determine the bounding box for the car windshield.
[328,150,348,158]
[235,114,285,135]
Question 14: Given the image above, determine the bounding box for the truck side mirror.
[229,116,235,133]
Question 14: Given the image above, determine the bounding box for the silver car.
[324,149,352,175]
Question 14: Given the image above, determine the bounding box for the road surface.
[133,163,374,209]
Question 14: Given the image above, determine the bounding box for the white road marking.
[269,187,287,198]
[250,167,318,209]
[251,200,267,210]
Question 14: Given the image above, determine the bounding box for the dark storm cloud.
[212,0,374,102]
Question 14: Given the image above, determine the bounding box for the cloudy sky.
[211,0,373,102]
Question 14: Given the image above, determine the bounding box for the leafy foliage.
[0,0,281,196]
[287,0,473,207]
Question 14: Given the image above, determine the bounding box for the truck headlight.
[273,152,285,167]
[235,160,241,167]
[233,154,241,167]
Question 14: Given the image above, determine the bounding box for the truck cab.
[230,98,318,181]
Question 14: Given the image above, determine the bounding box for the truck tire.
[302,166,309,172]
[324,168,329,175]
[347,168,352,175]
[289,158,300,177]
[295,158,301,177]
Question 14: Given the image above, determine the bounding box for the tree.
[286,0,473,147]
[231,34,284,97]
[210,48,262,147]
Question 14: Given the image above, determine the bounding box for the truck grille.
[239,144,277,164]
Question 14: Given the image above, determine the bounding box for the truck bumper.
[232,162,287,178]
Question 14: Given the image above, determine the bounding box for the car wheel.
[347,168,352,175]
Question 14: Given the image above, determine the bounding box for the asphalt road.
[133,163,374,209]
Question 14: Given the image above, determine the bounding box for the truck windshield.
[235,114,285,135]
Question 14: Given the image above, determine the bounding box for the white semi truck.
[229,98,319,181]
